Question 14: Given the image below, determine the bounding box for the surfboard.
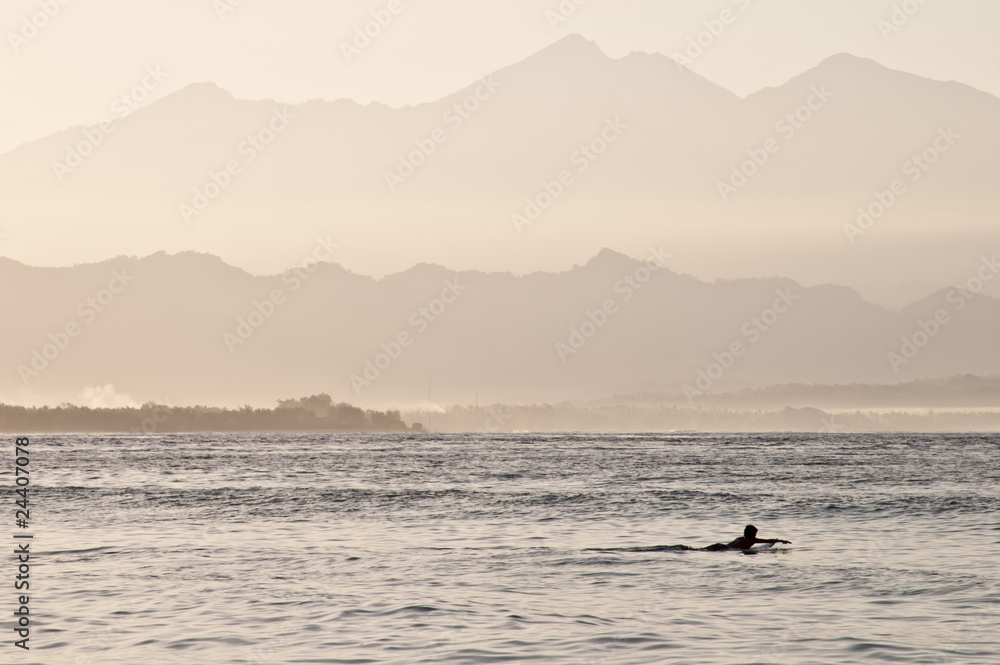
[750,542,775,550]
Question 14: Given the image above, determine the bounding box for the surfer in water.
[702,524,791,551]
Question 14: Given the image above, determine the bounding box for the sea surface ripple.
[8,432,999,664]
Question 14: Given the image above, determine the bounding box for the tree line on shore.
[0,394,421,433]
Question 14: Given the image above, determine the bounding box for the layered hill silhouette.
[3,250,998,408]
[0,36,997,307]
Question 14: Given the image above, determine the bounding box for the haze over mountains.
[3,250,998,409]
[2,36,998,308]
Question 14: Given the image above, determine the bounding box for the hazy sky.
[2,0,997,155]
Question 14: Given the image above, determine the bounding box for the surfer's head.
[743,525,758,539]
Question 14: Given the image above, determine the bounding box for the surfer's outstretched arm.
[728,526,791,548]
[705,526,791,551]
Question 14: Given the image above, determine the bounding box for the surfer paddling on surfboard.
[702,525,791,551]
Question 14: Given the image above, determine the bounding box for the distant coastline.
[6,381,1000,434]
[0,395,421,434]
[401,404,1000,434]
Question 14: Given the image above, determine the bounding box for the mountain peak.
[516,34,610,71]
[582,248,668,274]
[817,52,881,67]
[168,81,237,102]
[809,52,895,78]
[587,247,633,264]
[541,34,606,59]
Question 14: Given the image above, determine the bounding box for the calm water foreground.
[6,432,999,665]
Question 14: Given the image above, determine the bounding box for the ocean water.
[8,432,999,665]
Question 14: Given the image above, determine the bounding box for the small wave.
[585,545,694,553]
[339,604,447,619]
[41,546,117,556]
